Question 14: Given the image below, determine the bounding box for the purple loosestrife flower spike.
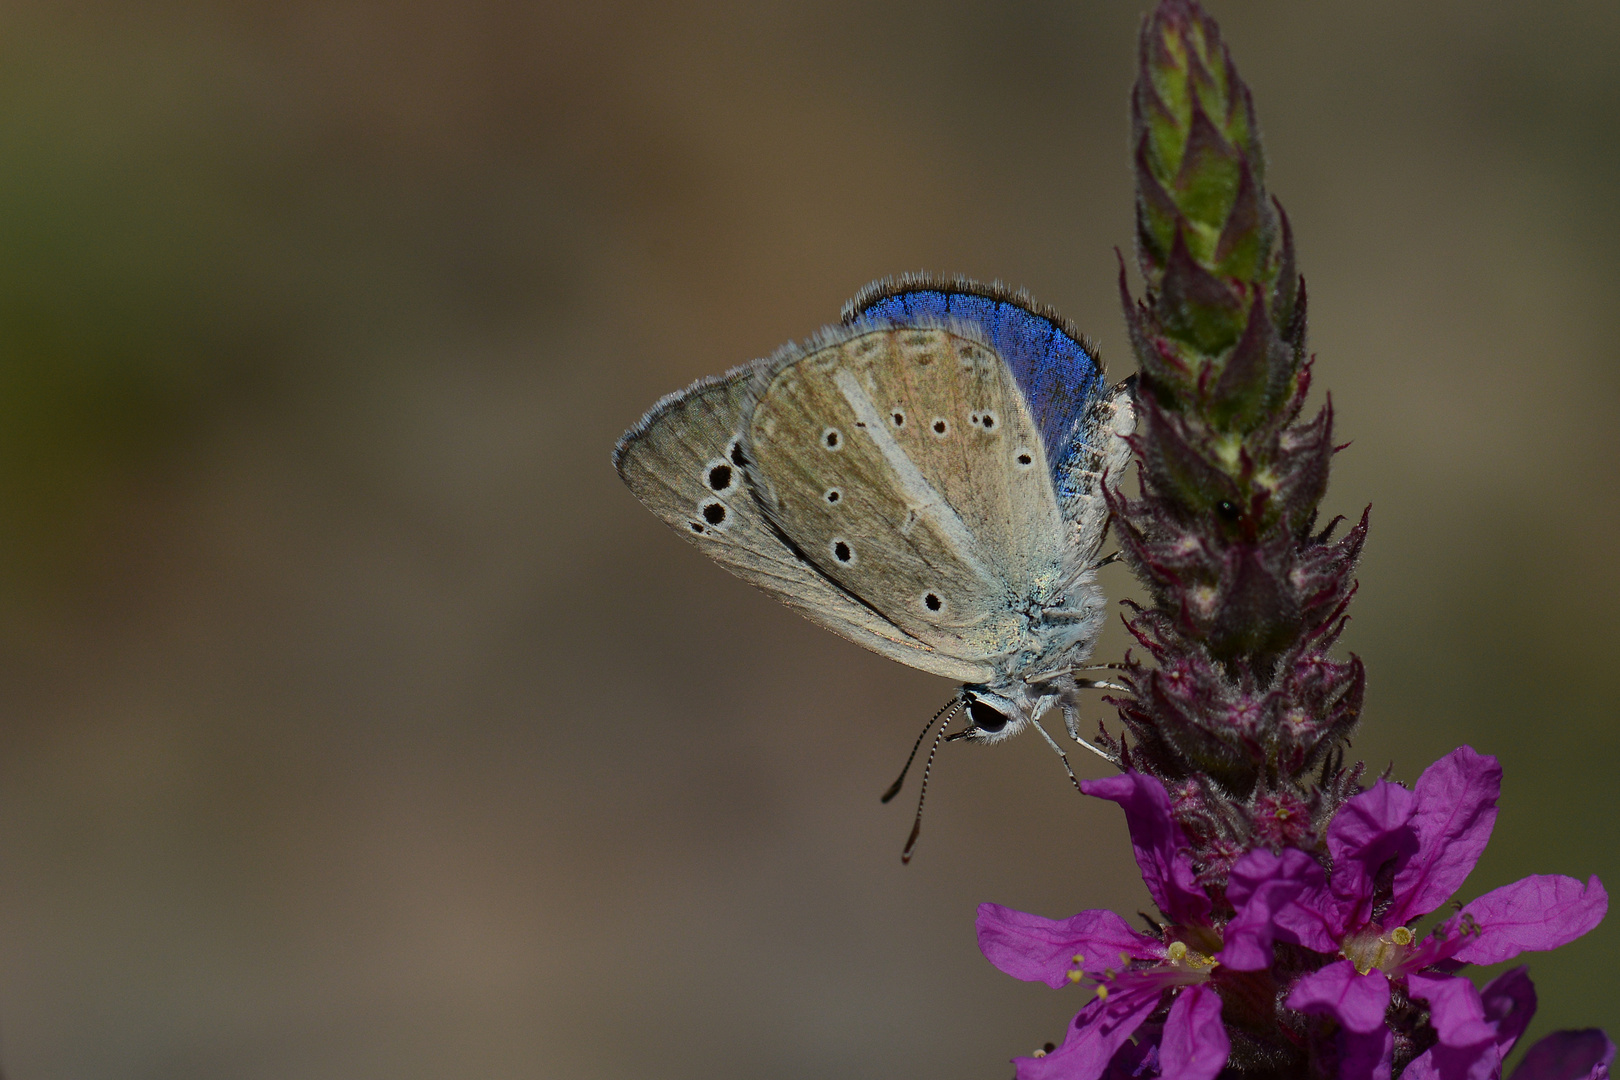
[1104,0,1367,844]
[973,5,1610,1077]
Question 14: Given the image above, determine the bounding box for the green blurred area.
[0,30,239,598]
[0,2,1613,1078]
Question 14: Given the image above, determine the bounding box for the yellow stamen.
[1391,926,1414,946]
[1167,941,1189,961]
[1067,970,1085,984]
[1073,954,1085,965]
[1096,985,1109,1001]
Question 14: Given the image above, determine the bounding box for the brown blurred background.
[0,1,1613,1077]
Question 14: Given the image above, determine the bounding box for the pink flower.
[1222,747,1606,1080]
[977,749,1607,1079]
[976,773,1227,1080]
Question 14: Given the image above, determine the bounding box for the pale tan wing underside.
[748,326,1066,666]
[615,366,996,684]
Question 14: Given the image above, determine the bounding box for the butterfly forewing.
[748,325,1065,666]
[614,364,997,684]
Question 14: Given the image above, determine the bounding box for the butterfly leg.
[1030,718,1083,793]
[1088,550,1123,570]
[1060,699,1116,765]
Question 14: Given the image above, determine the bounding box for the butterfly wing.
[614,362,997,684]
[747,322,1068,666]
[616,276,1130,686]
[845,277,1131,593]
[844,276,1108,489]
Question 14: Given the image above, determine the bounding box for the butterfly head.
[952,683,1052,745]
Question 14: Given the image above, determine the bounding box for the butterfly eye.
[967,698,1008,733]
[1215,499,1241,522]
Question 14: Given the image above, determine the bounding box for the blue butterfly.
[615,276,1131,772]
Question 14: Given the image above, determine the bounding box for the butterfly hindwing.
[748,323,1066,666]
[613,362,997,684]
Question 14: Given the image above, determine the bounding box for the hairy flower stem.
[1104,0,1368,883]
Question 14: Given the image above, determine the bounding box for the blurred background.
[0,0,1613,1077]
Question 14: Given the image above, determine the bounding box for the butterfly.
[614,275,1132,770]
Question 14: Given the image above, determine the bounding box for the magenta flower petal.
[1444,875,1608,965]
[1159,985,1229,1080]
[1285,958,1390,1033]
[1016,981,1163,1080]
[1404,969,1542,1080]
[1509,1030,1617,1080]
[1082,773,1211,923]
[1271,897,1340,957]
[1326,779,1418,929]
[1219,847,1332,969]
[1400,977,1505,1080]
[1480,966,1537,1058]
[1340,1027,1394,1080]
[977,903,1161,989]
[1402,1044,1504,1080]
[1099,1038,1155,1080]
[1408,973,1496,1049]
[1388,746,1501,926]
